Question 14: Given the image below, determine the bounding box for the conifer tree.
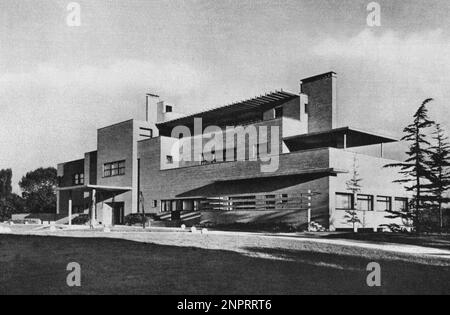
[345,155,362,232]
[384,98,434,232]
[425,123,450,231]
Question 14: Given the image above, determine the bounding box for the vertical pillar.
[307,190,312,231]
[56,190,60,215]
[68,191,72,227]
[90,189,97,228]
[93,189,97,221]
[380,143,384,158]
[343,133,347,150]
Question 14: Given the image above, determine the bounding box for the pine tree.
[384,98,434,232]
[345,155,362,232]
[425,123,450,231]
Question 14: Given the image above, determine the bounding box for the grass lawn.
[0,234,449,295]
[325,232,450,251]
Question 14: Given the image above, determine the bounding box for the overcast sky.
[1,0,450,191]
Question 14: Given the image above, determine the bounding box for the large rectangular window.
[394,197,408,212]
[357,194,374,211]
[377,196,392,211]
[336,193,353,210]
[103,161,125,178]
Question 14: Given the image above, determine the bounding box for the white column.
[307,190,312,231]
[68,191,72,226]
[56,190,60,215]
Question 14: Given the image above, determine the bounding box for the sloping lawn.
[0,234,449,295]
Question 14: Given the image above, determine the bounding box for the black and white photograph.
[1,0,450,300]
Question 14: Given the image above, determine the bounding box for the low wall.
[11,213,65,222]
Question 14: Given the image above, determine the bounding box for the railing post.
[307,190,312,232]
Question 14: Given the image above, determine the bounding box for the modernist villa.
[57,72,409,231]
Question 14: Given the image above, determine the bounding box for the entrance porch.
[56,184,133,227]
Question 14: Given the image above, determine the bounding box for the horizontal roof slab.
[284,127,398,150]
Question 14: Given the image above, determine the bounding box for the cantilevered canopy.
[57,184,133,193]
[157,90,298,135]
[176,169,346,198]
[283,127,398,151]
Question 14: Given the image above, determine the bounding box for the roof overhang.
[283,126,398,150]
[57,184,133,192]
[157,90,299,132]
[175,168,346,198]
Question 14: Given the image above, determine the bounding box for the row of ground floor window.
[336,193,408,212]
[68,192,408,215]
[158,193,408,213]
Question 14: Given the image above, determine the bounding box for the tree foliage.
[19,167,57,213]
[0,168,25,221]
[384,98,434,232]
[0,169,12,198]
[345,155,362,230]
[424,123,450,230]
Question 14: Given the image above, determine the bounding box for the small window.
[357,194,374,211]
[274,106,283,119]
[377,196,392,211]
[165,105,173,113]
[336,193,353,210]
[73,173,84,185]
[161,200,172,212]
[153,200,158,208]
[265,195,276,209]
[139,127,153,138]
[166,155,173,164]
[304,103,309,114]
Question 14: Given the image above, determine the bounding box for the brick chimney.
[300,71,337,133]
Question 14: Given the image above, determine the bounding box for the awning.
[176,169,345,198]
[57,184,133,193]
[283,126,398,151]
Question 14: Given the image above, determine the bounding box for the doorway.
[112,202,125,225]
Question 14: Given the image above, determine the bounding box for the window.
[265,195,276,209]
[73,173,84,185]
[139,127,153,138]
[394,197,408,212]
[165,105,173,113]
[357,194,374,211]
[377,196,392,211]
[161,200,171,212]
[274,106,283,119]
[152,200,158,208]
[103,161,125,178]
[336,193,353,210]
[304,103,309,114]
[166,155,173,164]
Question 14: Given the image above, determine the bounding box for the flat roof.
[283,126,398,149]
[157,90,298,129]
[57,185,133,192]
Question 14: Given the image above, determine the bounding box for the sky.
[1,0,450,192]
